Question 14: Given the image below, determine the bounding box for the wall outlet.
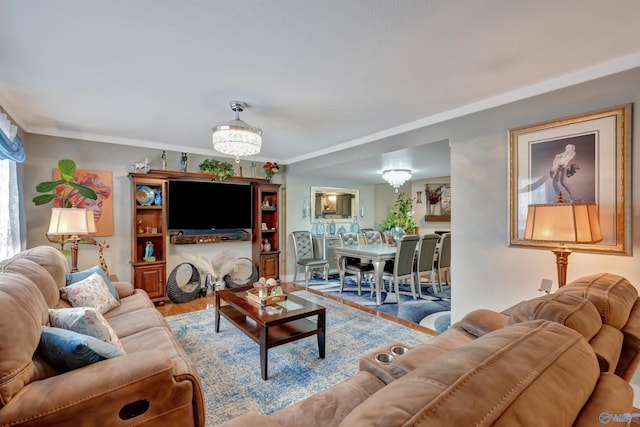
[539,278,553,294]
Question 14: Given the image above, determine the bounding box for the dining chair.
[414,234,441,297]
[382,234,419,302]
[362,230,383,245]
[291,231,329,289]
[437,232,452,291]
[338,232,373,295]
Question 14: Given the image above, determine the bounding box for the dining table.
[333,243,398,305]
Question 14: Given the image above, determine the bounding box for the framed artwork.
[509,104,631,254]
[53,169,114,236]
[425,183,451,218]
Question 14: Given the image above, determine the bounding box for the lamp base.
[69,236,80,273]
[551,246,572,288]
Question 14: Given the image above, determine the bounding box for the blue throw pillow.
[37,326,125,372]
[66,265,119,300]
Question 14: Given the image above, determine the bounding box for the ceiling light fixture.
[382,169,411,193]
[212,100,262,163]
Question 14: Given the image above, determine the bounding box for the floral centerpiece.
[263,161,279,180]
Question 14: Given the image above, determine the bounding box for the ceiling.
[1,1,640,183]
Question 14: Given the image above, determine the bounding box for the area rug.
[166,291,432,426]
[303,276,451,333]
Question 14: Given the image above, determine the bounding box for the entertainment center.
[129,170,280,303]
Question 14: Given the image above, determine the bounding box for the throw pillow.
[66,265,119,300]
[49,307,125,351]
[60,272,120,314]
[38,326,124,372]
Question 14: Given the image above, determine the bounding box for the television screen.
[167,180,253,231]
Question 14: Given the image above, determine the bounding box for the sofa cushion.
[0,246,68,295]
[506,293,602,340]
[66,265,119,300]
[48,307,124,351]
[0,273,50,407]
[558,273,638,329]
[340,320,600,427]
[60,272,120,314]
[37,326,124,372]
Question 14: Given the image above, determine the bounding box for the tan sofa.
[220,273,640,427]
[0,246,205,427]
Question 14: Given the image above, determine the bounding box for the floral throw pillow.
[60,272,120,314]
[49,307,125,352]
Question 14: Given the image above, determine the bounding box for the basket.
[246,286,287,306]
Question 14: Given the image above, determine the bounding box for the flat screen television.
[167,180,253,231]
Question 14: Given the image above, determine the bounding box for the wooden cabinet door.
[134,264,166,300]
[260,254,279,279]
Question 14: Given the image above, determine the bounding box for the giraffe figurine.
[98,241,110,276]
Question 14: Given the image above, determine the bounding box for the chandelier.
[382,169,411,193]
[212,101,262,163]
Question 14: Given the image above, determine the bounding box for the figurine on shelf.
[137,219,144,234]
[262,238,271,252]
[143,241,155,262]
[154,188,162,206]
[161,150,167,170]
[180,152,188,172]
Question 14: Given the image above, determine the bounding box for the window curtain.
[0,111,25,261]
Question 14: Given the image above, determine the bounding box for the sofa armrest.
[112,280,135,298]
[218,413,282,427]
[456,309,509,338]
[0,350,204,427]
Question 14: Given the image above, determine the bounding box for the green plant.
[198,159,235,180]
[380,192,416,232]
[33,159,97,207]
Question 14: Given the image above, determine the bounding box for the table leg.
[372,260,385,305]
[337,254,346,292]
[317,310,326,359]
[214,292,221,332]
[260,327,268,380]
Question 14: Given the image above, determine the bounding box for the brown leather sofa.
[219,272,639,426]
[0,246,205,427]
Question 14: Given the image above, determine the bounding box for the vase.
[263,242,271,252]
[429,204,439,215]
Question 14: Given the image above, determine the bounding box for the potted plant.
[198,159,235,180]
[380,192,416,234]
[427,186,442,215]
[32,159,97,207]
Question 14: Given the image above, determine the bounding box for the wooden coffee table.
[215,286,326,380]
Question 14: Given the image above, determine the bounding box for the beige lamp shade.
[48,208,97,235]
[524,202,602,244]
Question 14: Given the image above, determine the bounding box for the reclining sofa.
[220,272,640,426]
[0,246,205,426]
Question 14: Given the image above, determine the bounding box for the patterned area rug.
[166,291,432,426]
[304,276,451,333]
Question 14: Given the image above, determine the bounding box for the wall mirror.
[311,186,359,222]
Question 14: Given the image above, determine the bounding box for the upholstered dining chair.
[414,234,441,297]
[382,234,419,302]
[291,231,329,288]
[362,230,383,245]
[436,232,452,291]
[338,232,373,296]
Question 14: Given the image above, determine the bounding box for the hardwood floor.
[155,281,438,336]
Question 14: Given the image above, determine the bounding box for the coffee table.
[215,286,326,380]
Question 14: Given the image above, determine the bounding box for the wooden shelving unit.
[130,170,279,296]
[129,173,168,304]
[253,182,281,279]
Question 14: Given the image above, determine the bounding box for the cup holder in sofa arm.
[359,342,412,384]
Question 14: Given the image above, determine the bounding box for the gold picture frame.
[509,104,632,254]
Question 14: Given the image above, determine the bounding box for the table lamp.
[523,193,601,288]
[48,208,97,272]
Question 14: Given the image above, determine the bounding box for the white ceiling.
[1,1,640,183]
